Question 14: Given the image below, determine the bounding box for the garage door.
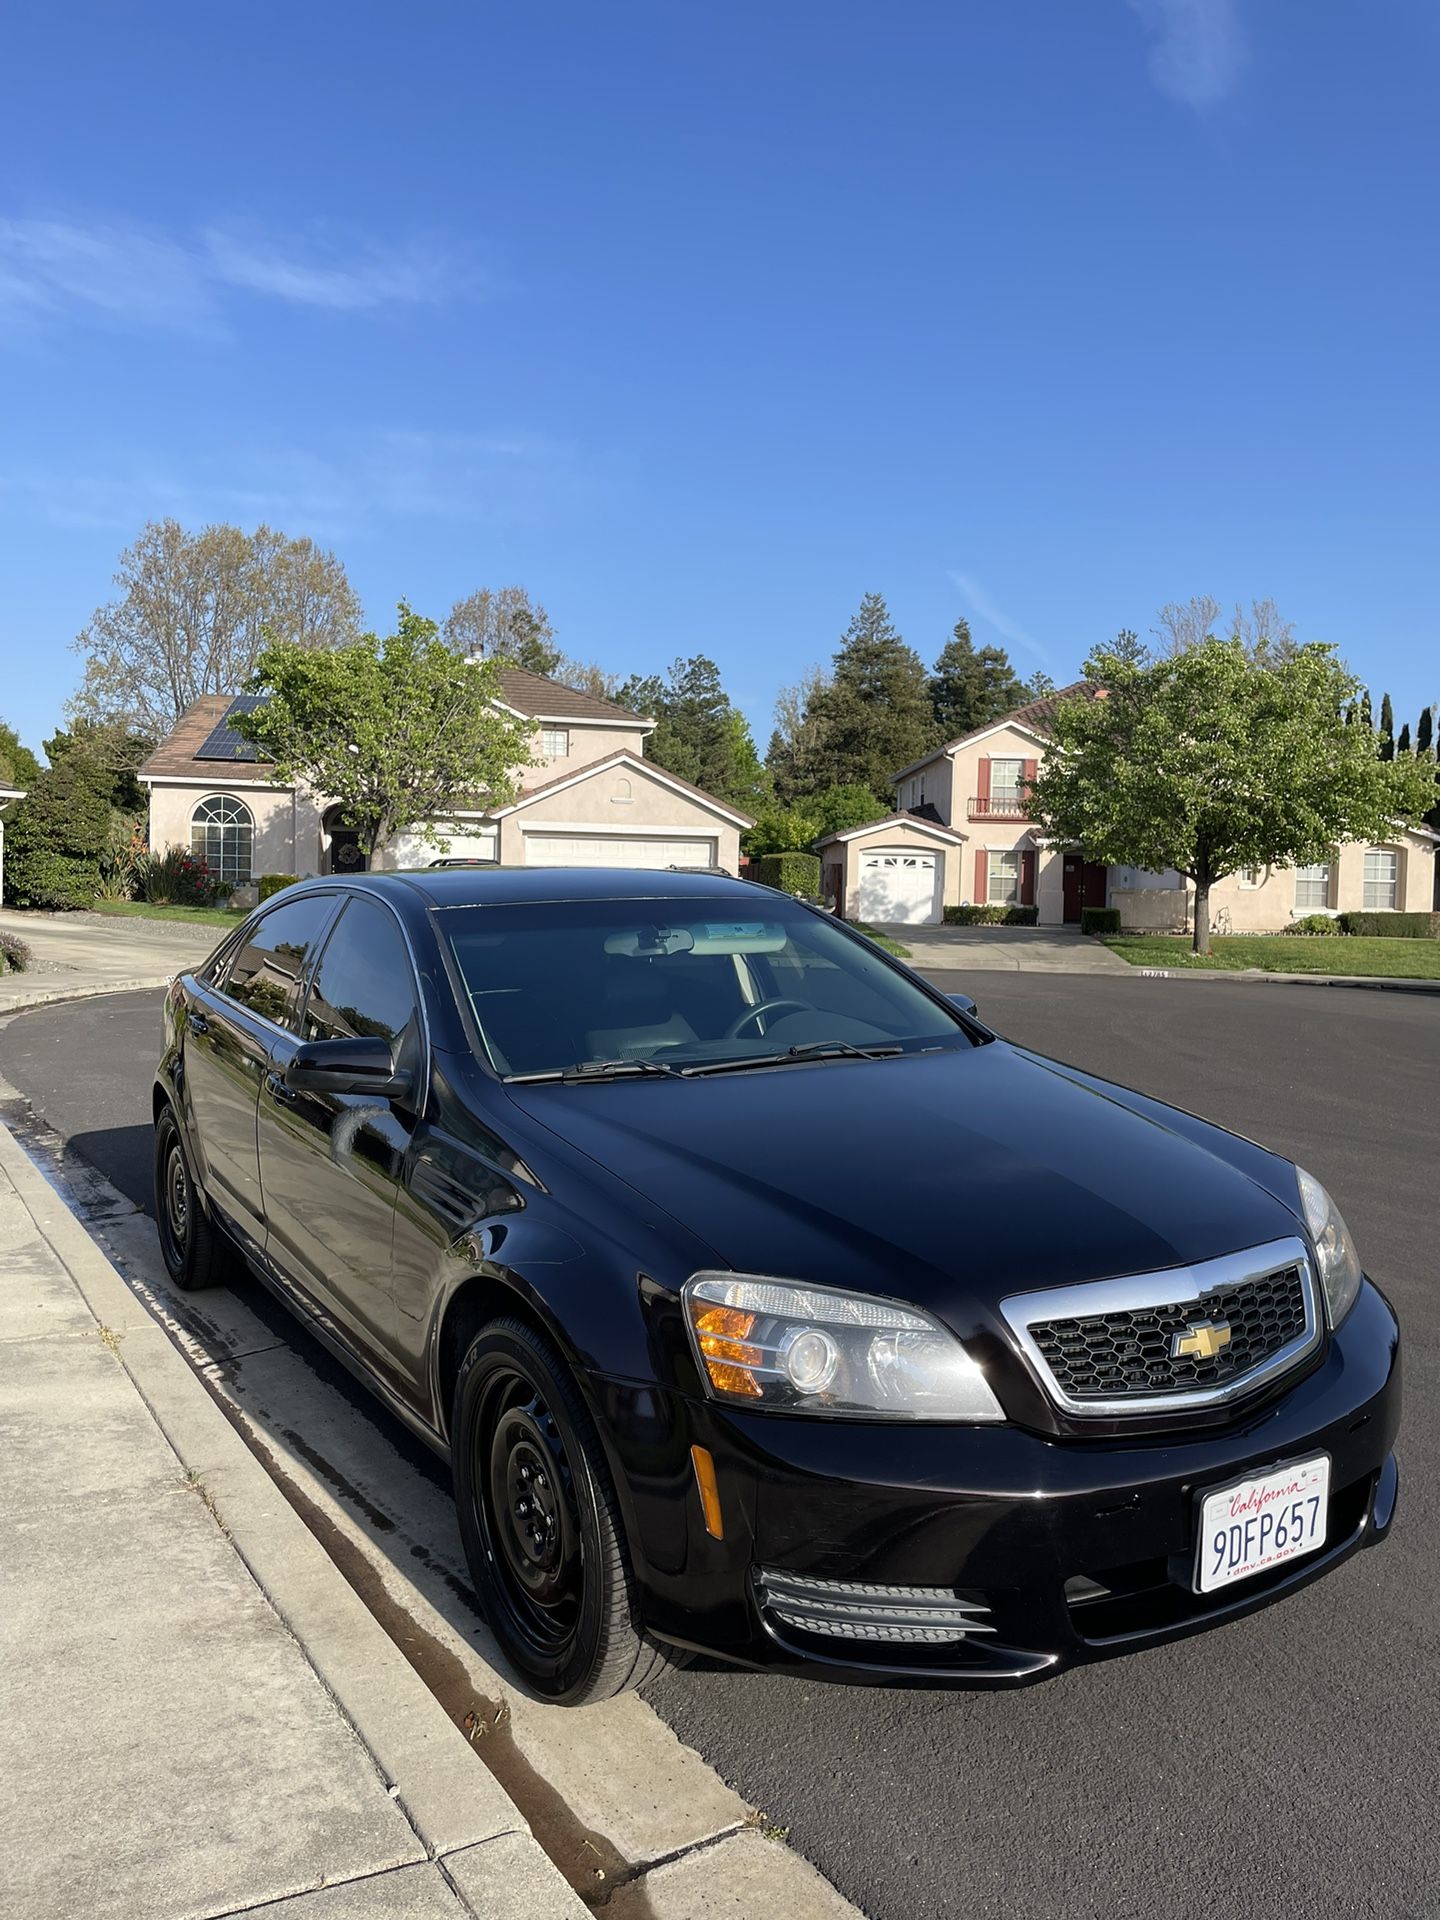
[523,833,719,870]
[856,850,940,926]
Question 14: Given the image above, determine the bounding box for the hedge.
[258,873,300,902]
[943,904,1038,927]
[754,851,821,896]
[1336,910,1439,939]
[0,930,31,973]
[1080,906,1122,935]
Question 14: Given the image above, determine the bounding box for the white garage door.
[856,850,940,926]
[524,833,719,870]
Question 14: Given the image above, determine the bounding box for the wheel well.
[153,1083,170,1121]
[436,1276,554,1440]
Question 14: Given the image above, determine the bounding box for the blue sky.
[2,1,1437,756]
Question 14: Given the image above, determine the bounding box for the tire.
[452,1315,677,1705]
[153,1105,231,1292]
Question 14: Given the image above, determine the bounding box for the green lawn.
[88,901,249,929]
[850,920,912,959]
[1101,934,1440,979]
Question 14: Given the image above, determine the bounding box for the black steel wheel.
[452,1315,677,1704]
[153,1105,231,1292]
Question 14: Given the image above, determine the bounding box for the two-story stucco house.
[817,684,1438,930]
[139,666,752,905]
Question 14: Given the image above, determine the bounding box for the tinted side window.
[220,895,336,1030]
[302,898,420,1051]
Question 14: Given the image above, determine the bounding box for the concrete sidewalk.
[0,907,224,1013]
[0,1121,584,1920]
[881,923,1135,974]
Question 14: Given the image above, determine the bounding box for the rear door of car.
[181,891,341,1250]
[256,892,426,1378]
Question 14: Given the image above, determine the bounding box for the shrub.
[135,846,230,908]
[258,873,300,902]
[754,851,821,896]
[4,849,102,909]
[943,904,1039,927]
[1283,914,1340,936]
[1336,911,1439,939]
[1079,906,1122,935]
[0,930,32,972]
[3,754,113,908]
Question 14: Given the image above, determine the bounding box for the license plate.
[1194,1455,1330,1594]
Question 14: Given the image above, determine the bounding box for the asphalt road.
[3,976,1438,1920]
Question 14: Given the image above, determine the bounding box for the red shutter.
[1020,849,1036,906]
[1021,759,1038,814]
[976,758,991,809]
[974,850,988,903]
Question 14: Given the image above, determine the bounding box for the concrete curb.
[1116,965,1440,996]
[0,1122,588,1920]
[0,972,177,1015]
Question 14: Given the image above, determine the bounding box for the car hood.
[505,1041,1305,1317]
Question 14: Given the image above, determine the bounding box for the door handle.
[265,1071,298,1105]
[187,1012,210,1037]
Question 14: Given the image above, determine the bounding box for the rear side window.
[302,897,421,1052]
[219,894,337,1030]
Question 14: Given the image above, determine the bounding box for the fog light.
[782,1327,840,1394]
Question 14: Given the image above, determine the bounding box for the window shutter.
[1021,759,1038,811]
[976,758,991,806]
[1020,849,1036,906]
[974,850,988,902]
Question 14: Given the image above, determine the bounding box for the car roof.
[297,867,774,908]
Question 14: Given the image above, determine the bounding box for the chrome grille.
[756,1569,993,1644]
[1001,1236,1320,1419]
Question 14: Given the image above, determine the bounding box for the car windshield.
[438,897,974,1079]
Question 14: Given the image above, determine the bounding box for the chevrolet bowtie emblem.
[1172,1319,1233,1361]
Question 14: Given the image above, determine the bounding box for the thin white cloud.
[0,430,579,539]
[203,228,462,311]
[947,571,1055,669]
[1127,0,1247,110]
[0,214,470,334]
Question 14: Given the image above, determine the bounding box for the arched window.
[191,794,254,886]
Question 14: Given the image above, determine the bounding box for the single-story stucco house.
[138,666,752,904]
[818,685,1439,930]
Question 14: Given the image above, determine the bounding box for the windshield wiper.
[507,1057,684,1084]
[683,1040,902,1077]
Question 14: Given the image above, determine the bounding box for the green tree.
[1417,706,1435,757]
[1378,692,1395,760]
[1024,670,1057,699]
[0,721,41,792]
[615,656,765,809]
[811,783,887,838]
[766,665,832,805]
[743,801,821,858]
[71,520,361,736]
[928,619,1031,740]
[799,594,936,805]
[3,751,117,909]
[1029,637,1436,955]
[236,605,534,862]
[1397,722,1412,755]
[443,587,563,677]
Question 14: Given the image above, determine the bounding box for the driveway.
[880,921,1134,973]
[0,908,222,1010]
[1,973,1435,1920]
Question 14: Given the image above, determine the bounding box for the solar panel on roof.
[195,694,265,761]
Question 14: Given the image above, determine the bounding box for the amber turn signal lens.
[689,1443,724,1539]
[695,1305,763,1383]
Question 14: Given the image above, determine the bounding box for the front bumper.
[605,1277,1400,1686]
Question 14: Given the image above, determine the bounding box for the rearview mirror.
[284,1036,410,1100]
[948,992,978,1018]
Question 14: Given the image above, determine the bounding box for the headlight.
[682,1273,1005,1422]
[1295,1167,1363,1327]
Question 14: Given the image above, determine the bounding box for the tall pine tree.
[616,656,766,810]
[1416,706,1434,757]
[1378,691,1395,760]
[927,619,1031,741]
[801,593,937,805]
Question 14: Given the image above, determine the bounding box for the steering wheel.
[725,998,812,1040]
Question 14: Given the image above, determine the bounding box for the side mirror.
[284,1035,410,1100]
[948,992,978,1018]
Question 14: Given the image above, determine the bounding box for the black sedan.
[152,869,1400,1704]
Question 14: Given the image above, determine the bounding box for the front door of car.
[256,893,423,1380]
[181,892,341,1250]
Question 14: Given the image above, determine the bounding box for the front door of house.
[327,828,367,875]
[1063,855,1108,922]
